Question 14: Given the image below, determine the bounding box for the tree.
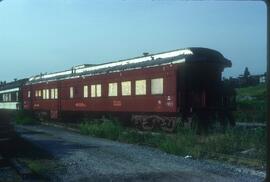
[243,67,250,78]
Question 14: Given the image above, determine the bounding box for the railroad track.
[236,122,266,128]
[0,153,35,181]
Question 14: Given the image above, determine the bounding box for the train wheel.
[132,115,143,129]
[160,117,176,132]
[141,116,155,131]
[190,115,199,133]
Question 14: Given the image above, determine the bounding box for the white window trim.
[121,81,131,96]
[135,80,146,95]
[28,91,31,98]
[83,85,88,98]
[108,82,118,97]
[151,78,164,95]
[91,84,102,98]
[96,84,101,97]
[91,85,96,98]
[70,87,74,99]
[55,88,58,99]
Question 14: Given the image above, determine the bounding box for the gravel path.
[15,124,265,182]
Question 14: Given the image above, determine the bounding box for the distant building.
[259,73,266,83]
[224,72,266,88]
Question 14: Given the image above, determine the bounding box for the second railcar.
[0,79,28,143]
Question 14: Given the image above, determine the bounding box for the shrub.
[80,118,123,140]
[235,84,266,123]
[15,111,36,125]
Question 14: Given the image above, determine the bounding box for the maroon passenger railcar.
[22,47,234,132]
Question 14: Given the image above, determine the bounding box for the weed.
[15,111,36,125]
[235,84,266,123]
[80,118,123,140]
[79,117,266,169]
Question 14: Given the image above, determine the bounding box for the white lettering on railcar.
[166,101,174,107]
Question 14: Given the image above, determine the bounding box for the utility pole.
[266,0,270,181]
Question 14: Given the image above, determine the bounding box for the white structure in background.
[0,88,20,110]
[259,74,266,84]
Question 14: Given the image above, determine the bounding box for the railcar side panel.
[22,85,32,110]
[60,65,177,113]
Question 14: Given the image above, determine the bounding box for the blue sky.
[0,0,266,82]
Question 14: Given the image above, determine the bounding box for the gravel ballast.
[15,124,265,182]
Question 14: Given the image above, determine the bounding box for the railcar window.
[28,91,31,98]
[50,88,58,99]
[46,89,49,99]
[121,81,131,96]
[108,82,118,97]
[16,92,18,101]
[43,90,46,99]
[55,88,58,99]
[83,85,88,98]
[70,87,74,99]
[51,89,55,99]
[35,90,38,97]
[135,80,146,95]
[96,84,101,97]
[91,84,102,98]
[36,90,43,98]
[151,78,163,95]
[42,89,50,99]
[91,85,96,97]
[3,93,12,102]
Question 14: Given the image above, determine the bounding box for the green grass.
[80,117,124,140]
[235,84,266,123]
[14,111,37,125]
[79,117,266,169]
[236,84,266,99]
[21,159,64,180]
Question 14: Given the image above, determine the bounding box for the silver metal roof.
[27,47,231,84]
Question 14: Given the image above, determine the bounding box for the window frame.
[46,89,49,99]
[135,79,147,96]
[27,91,31,98]
[16,92,19,101]
[54,88,58,99]
[83,85,88,98]
[42,89,46,99]
[69,87,74,99]
[151,78,164,95]
[51,88,55,99]
[108,82,118,97]
[121,81,131,96]
[96,84,101,97]
[91,85,96,98]
[91,84,102,98]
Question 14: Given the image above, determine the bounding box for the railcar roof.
[0,79,28,91]
[27,47,231,84]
